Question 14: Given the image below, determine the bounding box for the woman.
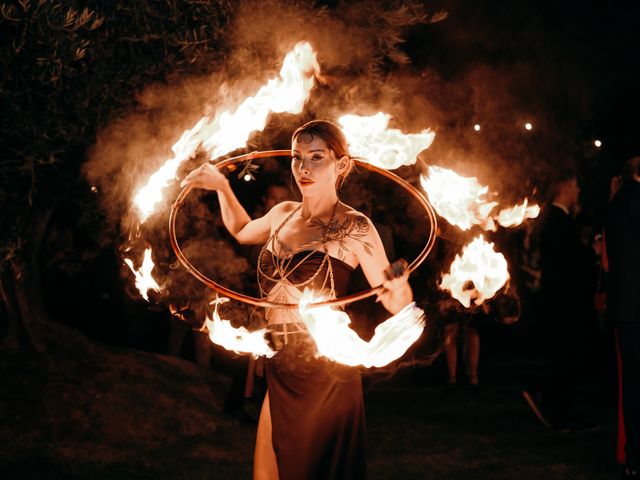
[181,120,413,479]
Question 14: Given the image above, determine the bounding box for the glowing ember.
[440,236,509,308]
[134,41,320,222]
[496,199,540,228]
[339,112,435,170]
[299,291,425,368]
[205,298,275,357]
[420,166,498,231]
[124,248,161,301]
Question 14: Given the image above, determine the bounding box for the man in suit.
[606,157,640,479]
[523,171,598,431]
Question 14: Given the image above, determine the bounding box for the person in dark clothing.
[606,156,640,479]
[523,172,598,431]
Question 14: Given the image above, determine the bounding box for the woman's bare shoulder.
[264,201,300,225]
[332,203,378,252]
[335,204,387,264]
[337,203,373,227]
[269,200,299,216]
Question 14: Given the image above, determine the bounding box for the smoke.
[81,0,441,277]
[404,0,600,207]
[82,0,552,359]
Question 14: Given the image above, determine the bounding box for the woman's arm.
[352,215,413,314]
[180,163,271,245]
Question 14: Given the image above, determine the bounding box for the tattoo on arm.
[311,214,374,258]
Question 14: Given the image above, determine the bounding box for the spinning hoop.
[169,150,437,309]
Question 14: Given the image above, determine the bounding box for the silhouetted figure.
[523,172,598,432]
[443,307,487,389]
[606,157,640,479]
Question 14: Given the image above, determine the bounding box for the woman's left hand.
[376,259,413,314]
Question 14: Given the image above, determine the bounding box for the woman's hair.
[291,120,355,189]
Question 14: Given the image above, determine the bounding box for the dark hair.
[547,167,577,201]
[291,120,355,189]
[621,156,640,183]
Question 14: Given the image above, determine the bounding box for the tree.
[0,0,234,349]
[0,0,436,350]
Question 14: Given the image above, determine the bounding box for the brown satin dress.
[259,250,367,480]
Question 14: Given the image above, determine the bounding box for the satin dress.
[259,249,367,480]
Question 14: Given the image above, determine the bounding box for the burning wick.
[420,166,498,231]
[339,112,435,170]
[473,124,481,132]
[123,248,161,301]
[205,297,275,358]
[133,41,320,223]
[496,199,540,228]
[594,139,602,148]
[420,166,540,233]
[298,290,426,368]
[524,122,533,131]
[440,236,509,308]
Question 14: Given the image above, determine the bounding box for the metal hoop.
[169,150,437,309]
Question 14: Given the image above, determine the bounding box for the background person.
[606,156,640,479]
[523,171,598,431]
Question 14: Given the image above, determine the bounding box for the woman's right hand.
[180,163,229,191]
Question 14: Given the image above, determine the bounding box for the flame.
[420,166,540,231]
[202,293,425,366]
[124,248,161,301]
[205,298,275,357]
[420,166,498,231]
[338,112,435,170]
[440,236,509,308]
[496,198,540,227]
[298,291,425,368]
[134,42,320,222]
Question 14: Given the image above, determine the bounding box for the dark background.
[1,1,638,478]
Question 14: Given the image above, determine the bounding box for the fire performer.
[181,120,413,479]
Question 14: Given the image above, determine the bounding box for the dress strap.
[257,201,340,302]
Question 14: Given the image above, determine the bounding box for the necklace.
[257,201,340,303]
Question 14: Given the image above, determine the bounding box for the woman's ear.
[337,155,349,174]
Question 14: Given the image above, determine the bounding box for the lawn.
[0,328,619,479]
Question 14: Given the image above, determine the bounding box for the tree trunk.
[0,202,80,353]
[0,267,29,350]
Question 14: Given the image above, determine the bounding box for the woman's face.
[291,135,344,196]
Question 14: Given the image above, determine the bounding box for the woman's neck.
[299,191,339,221]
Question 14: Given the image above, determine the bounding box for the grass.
[365,366,617,479]
[0,330,620,480]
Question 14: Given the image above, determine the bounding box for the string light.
[243,174,252,182]
[524,122,533,131]
[594,139,602,148]
[474,124,481,132]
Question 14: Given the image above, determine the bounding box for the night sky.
[405,0,640,160]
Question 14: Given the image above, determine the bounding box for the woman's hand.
[376,259,413,313]
[179,162,269,244]
[180,163,229,191]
